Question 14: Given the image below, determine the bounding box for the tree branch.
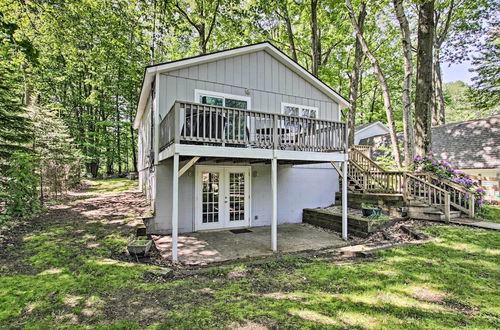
[436,0,454,47]
[204,0,220,47]
[175,2,201,33]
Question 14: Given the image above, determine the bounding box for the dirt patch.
[228,321,269,329]
[0,182,150,275]
[411,286,447,303]
[227,268,248,279]
[359,219,442,244]
[262,292,304,301]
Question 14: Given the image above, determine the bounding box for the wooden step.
[408,205,462,221]
[423,210,461,219]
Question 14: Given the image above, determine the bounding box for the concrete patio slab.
[152,223,347,265]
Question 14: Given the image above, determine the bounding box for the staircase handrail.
[349,148,385,173]
[404,172,451,222]
[420,172,475,217]
[347,151,461,220]
[405,173,449,193]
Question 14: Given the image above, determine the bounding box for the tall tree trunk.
[116,69,122,174]
[310,0,321,76]
[414,0,435,156]
[432,0,454,126]
[176,0,220,55]
[282,3,298,62]
[393,0,415,166]
[433,48,445,125]
[346,0,402,167]
[348,2,366,147]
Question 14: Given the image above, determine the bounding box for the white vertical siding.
[158,50,340,121]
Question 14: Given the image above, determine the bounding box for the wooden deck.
[159,101,347,153]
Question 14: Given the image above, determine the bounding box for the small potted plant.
[361,203,382,217]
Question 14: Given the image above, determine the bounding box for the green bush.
[3,152,41,218]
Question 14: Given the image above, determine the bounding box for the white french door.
[195,166,251,231]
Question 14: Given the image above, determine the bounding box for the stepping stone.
[145,267,173,279]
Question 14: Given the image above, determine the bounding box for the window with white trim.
[195,89,251,110]
[281,102,318,119]
[194,90,251,140]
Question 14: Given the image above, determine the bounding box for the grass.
[85,177,138,194]
[478,205,500,224]
[0,178,499,328]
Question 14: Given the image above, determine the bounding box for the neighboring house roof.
[355,121,390,134]
[133,42,350,129]
[359,114,500,169]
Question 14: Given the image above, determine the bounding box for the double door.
[195,166,250,231]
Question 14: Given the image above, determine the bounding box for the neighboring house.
[360,114,500,199]
[133,42,350,261]
[354,121,390,145]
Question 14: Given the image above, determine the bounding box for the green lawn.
[0,179,499,328]
[479,205,500,224]
[85,177,139,194]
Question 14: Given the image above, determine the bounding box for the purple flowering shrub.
[412,151,486,207]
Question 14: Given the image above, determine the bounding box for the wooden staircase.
[334,146,476,222]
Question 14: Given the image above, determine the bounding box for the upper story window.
[281,102,318,119]
[195,89,251,110]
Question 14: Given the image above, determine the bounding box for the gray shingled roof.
[359,114,500,169]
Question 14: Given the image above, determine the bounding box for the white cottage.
[133,42,349,261]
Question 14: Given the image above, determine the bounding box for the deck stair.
[334,145,476,222]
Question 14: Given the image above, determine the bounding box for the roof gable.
[134,42,349,128]
[355,121,390,134]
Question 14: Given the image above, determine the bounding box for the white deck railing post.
[342,159,348,240]
[171,153,179,262]
[271,157,278,252]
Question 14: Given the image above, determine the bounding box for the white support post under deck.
[342,160,348,240]
[271,157,278,252]
[171,153,180,262]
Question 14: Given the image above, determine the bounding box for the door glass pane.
[228,172,245,222]
[225,99,247,141]
[202,172,219,224]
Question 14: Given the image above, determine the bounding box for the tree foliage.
[0,0,497,179]
[2,152,41,218]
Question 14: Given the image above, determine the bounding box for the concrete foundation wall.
[150,162,340,234]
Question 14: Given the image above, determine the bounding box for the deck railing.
[160,101,347,153]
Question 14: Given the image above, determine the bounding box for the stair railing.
[368,171,406,194]
[420,172,475,217]
[404,173,451,222]
[346,148,468,219]
[349,148,385,173]
[352,145,372,157]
